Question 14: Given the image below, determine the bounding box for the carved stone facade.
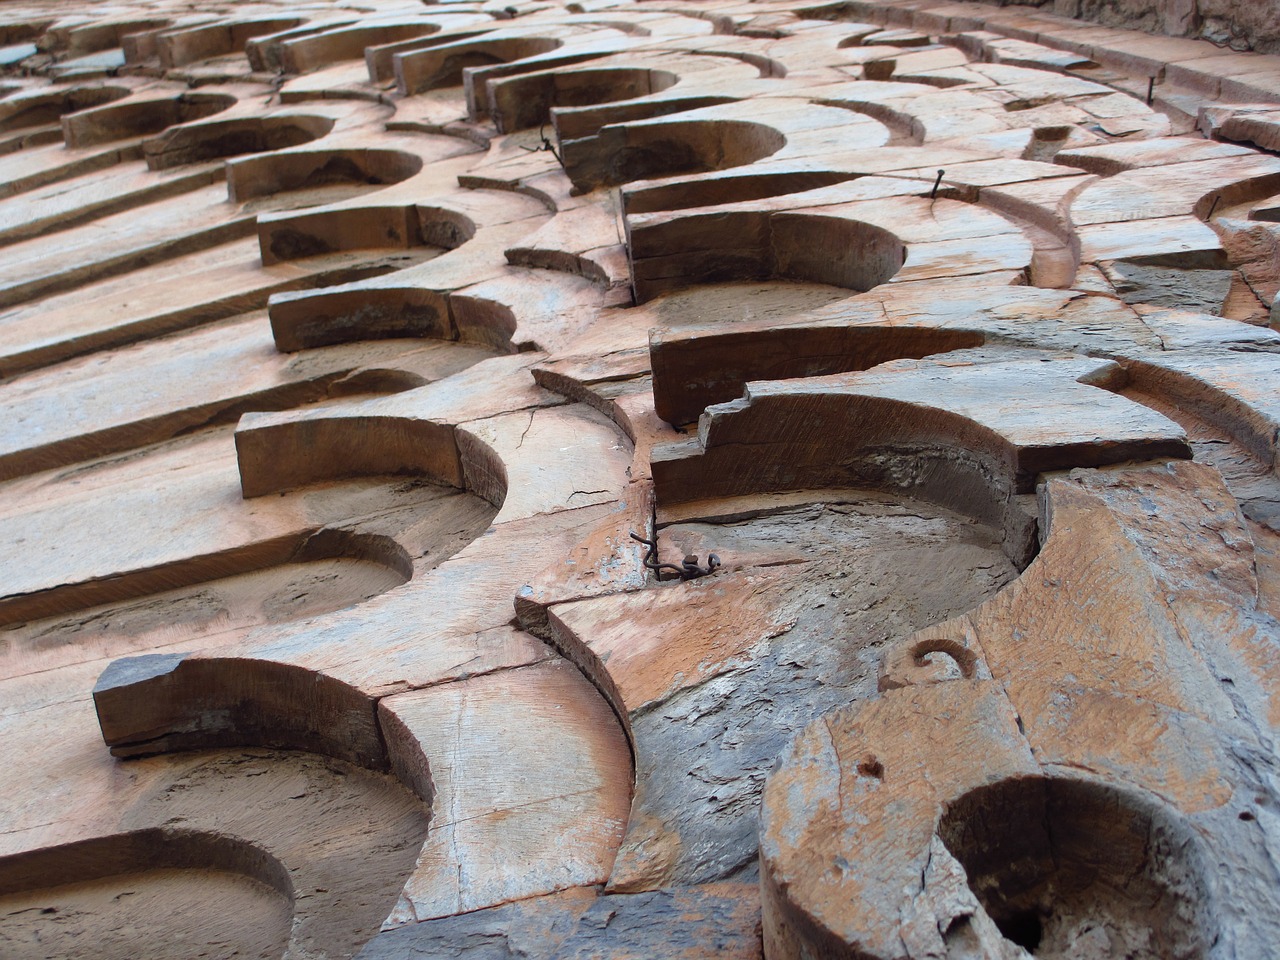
[0,0,1278,957]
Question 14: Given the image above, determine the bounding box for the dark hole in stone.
[997,907,1044,952]
[937,776,1214,959]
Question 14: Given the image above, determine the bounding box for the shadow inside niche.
[62,91,236,148]
[0,475,498,655]
[0,830,294,960]
[228,147,424,209]
[0,746,431,960]
[937,776,1214,959]
[0,84,131,133]
[623,169,859,215]
[489,66,680,133]
[562,117,786,193]
[628,209,906,303]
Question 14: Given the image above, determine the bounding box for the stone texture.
[356,884,762,960]
[1,2,1279,959]
[1101,260,1234,313]
[379,660,633,923]
[548,492,1020,891]
[761,462,1280,959]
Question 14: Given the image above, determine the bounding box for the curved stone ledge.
[142,113,336,171]
[227,146,424,203]
[61,90,235,147]
[92,655,396,774]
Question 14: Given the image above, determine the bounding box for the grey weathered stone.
[355,884,761,960]
[615,499,1018,887]
[1102,260,1234,314]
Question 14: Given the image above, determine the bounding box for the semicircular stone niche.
[228,145,426,215]
[61,91,238,148]
[563,116,786,192]
[3,864,293,959]
[487,65,680,133]
[0,473,498,672]
[627,209,906,303]
[0,84,132,134]
[626,279,862,360]
[0,747,430,960]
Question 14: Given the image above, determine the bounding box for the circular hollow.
[0,552,411,673]
[397,35,564,94]
[551,93,734,142]
[488,66,679,133]
[142,114,336,171]
[0,829,293,960]
[646,300,983,426]
[0,748,431,959]
[613,117,784,181]
[257,203,472,266]
[938,776,1214,959]
[0,85,130,133]
[61,92,236,148]
[1193,170,1280,220]
[565,117,787,192]
[630,211,906,302]
[624,169,858,214]
[0,471,490,631]
[276,22,437,73]
[450,292,518,350]
[227,147,424,203]
[93,656,395,770]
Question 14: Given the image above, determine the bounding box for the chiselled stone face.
[0,1,1278,958]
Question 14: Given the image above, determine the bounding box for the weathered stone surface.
[0,319,490,483]
[1101,259,1234,313]
[233,353,552,497]
[1076,213,1226,266]
[380,660,632,923]
[650,322,984,426]
[515,482,654,638]
[0,731,431,960]
[547,491,1019,890]
[3,2,1280,957]
[651,354,1189,565]
[761,462,1280,959]
[357,884,762,960]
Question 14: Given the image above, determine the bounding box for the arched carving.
[92,655,411,782]
[142,114,335,171]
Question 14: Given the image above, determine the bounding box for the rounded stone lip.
[0,826,296,903]
[226,145,425,204]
